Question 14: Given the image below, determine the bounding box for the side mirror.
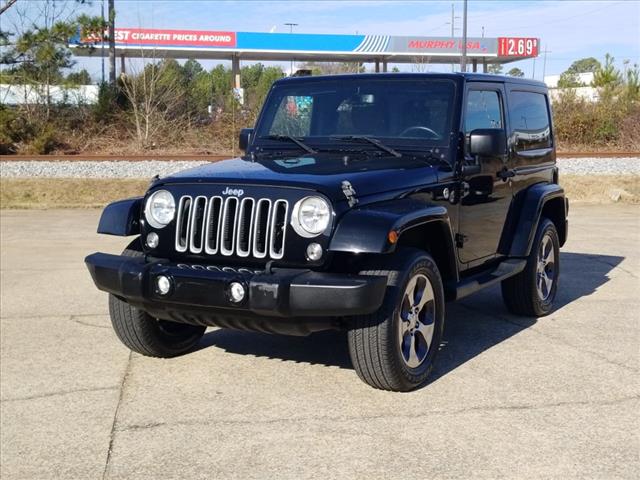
[469,129,507,157]
[239,128,253,152]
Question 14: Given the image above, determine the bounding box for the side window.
[269,95,314,136]
[464,90,503,133]
[508,91,551,151]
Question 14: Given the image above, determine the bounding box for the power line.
[0,0,18,16]
[502,1,625,30]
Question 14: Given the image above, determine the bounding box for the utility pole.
[108,0,116,85]
[446,3,460,72]
[532,57,536,79]
[541,45,551,83]
[100,0,105,84]
[460,0,468,72]
[284,23,298,76]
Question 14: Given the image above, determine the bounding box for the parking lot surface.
[1,204,638,479]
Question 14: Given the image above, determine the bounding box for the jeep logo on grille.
[222,187,244,196]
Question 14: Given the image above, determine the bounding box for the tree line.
[0,1,638,154]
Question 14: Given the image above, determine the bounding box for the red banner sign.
[498,37,538,57]
[87,28,237,48]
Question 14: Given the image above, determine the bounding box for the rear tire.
[501,218,560,317]
[108,239,206,357]
[347,248,445,391]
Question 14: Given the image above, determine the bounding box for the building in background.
[545,72,598,102]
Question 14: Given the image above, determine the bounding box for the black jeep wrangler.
[86,73,568,391]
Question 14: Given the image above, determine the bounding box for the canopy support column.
[482,58,488,73]
[472,59,478,72]
[231,54,241,89]
[120,54,125,75]
[382,61,388,72]
[375,60,380,72]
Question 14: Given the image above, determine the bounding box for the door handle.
[497,168,516,181]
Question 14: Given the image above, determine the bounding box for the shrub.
[29,127,62,155]
[552,89,639,148]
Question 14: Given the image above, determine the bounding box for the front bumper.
[85,252,386,322]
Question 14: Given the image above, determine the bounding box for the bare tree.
[119,56,185,149]
[300,61,365,75]
[411,56,432,73]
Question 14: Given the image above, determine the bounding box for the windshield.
[255,78,456,147]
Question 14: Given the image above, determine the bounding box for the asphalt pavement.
[1,205,638,479]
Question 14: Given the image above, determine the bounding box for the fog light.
[229,282,246,303]
[156,275,171,295]
[146,232,159,248]
[306,242,323,261]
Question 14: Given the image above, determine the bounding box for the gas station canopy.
[71,28,539,71]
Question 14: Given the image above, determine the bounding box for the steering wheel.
[399,126,441,139]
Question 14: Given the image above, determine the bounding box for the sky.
[2,0,639,81]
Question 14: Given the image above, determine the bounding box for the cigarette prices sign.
[97,28,237,48]
[498,37,538,57]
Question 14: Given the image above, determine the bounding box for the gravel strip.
[0,160,208,179]
[557,157,639,175]
[1,157,638,178]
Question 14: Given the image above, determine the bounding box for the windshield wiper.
[331,135,402,158]
[260,135,317,154]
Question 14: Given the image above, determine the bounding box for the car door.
[457,82,513,265]
[505,87,556,195]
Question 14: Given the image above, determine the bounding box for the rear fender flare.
[508,183,566,257]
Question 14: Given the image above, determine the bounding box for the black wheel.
[347,248,445,392]
[501,218,560,317]
[108,239,205,357]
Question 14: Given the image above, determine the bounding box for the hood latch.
[341,180,358,207]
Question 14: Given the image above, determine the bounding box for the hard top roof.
[276,72,547,88]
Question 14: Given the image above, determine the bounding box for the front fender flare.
[97,197,142,236]
[329,199,451,254]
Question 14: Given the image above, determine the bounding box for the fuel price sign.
[498,37,539,57]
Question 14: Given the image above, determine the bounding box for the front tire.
[108,240,206,357]
[347,248,445,392]
[501,218,560,317]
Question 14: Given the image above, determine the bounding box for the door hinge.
[455,233,467,248]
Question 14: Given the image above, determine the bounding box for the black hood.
[156,153,443,203]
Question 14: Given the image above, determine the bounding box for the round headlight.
[144,190,175,228]
[292,196,331,237]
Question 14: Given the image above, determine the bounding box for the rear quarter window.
[508,91,552,151]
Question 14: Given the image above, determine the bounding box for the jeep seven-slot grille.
[175,195,289,259]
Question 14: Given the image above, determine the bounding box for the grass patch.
[561,175,639,204]
[1,178,149,209]
[0,176,638,209]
